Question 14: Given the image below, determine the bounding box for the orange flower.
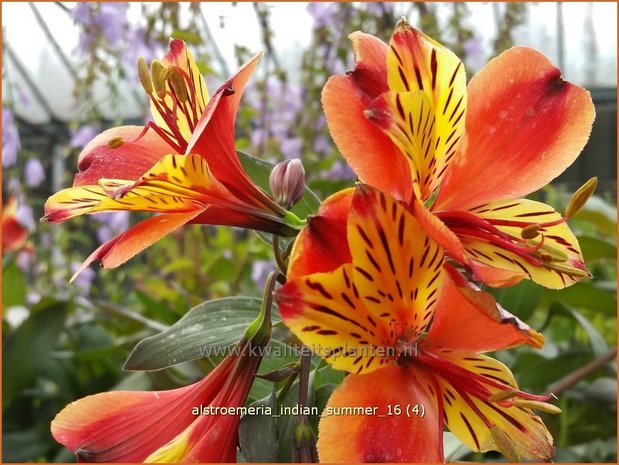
[52,334,266,462]
[2,196,32,255]
[322,19,596,289]
[43,40,302,280]
[275,185,558,462]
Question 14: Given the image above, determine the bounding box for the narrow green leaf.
[124,297,280,371]
[2,263,26,308]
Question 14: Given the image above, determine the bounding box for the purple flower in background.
[2,108,21,167]
[73,3,128,55]
[365,2,395,17]
[251,260,273,289]
[15,201,35,231]
[307,3,337,28]
[25,159,45,188]
[95,211,130,244]
[462,36,486,71]
[70,124,101,149]
[313,134,332,155]
[71,261,96,293]
[323,161,356,182]
[279,137,303,160]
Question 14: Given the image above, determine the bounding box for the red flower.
[52,337,263,462]
[276,185,558,462]
[43,40,302,280]
[322,20,596,289]
[2,196,32,255]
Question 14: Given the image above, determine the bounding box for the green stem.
[272,235,288,275]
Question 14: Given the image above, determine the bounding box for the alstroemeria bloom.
[322,20,596,289]
[276,185,557,462]
[52,336,263,462]
[43,40,299,279]
[2,196,31,254]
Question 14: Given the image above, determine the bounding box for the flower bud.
[269,159,306,209]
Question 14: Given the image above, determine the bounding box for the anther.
[565,177,598,218]
[488,390,518,402]
[107,137,124,149]
[137,57,153,94]
[150,60,166,97]
[166,68,189,103]
[521,224,540,239]
[222,86,235,97]
[514,399,562,414]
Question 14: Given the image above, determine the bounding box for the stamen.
[565,177,598,218]
[107,137,124,149]
[490,426,521,462]
[521,224,540,239]
[488,390,519,402]
[162,68,189,103]
[513,399,562,414]
[150,60,166,97]
[137,57,153,95]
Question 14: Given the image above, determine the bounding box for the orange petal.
[437,47,595,211]
[426,270,544,353]
[420,349,554,461]
[322,76,412,202]
[317,365,441,462]
[276,264,395,375]
[463,199,588,289]
[71,210,204,281]
[287,189,353,279]
[411,198,468,265]
[74,126,173,186]
[51,358,234,462]
[349,185,444,337]
[377,20,466,200]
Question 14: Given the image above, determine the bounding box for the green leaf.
[170,29,202,45]
[2,263,26,308]
[489,279,543,321]
[578,236,617,262]
[541,282,616,316]
[237,150,321,220]
[549,303,609,356]
[239,388,279,462]
[3,299,68,408]
[124,297,280,371]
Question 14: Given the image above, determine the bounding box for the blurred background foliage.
[2,2,616,462]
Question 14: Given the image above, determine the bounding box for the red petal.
[436,47,595,210]
[74,126,173,186]
[186,53,278,213]
[426,271,544,353]
[317,365,441,462]
[71,210,204,281]
[287,189,353,279]
[348,31,389,99]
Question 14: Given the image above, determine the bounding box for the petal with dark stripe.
[418,350,554,462]
[349,185,445,338]
[382,19,467,200]
[276,264,394,374]
[463,199,588,289]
